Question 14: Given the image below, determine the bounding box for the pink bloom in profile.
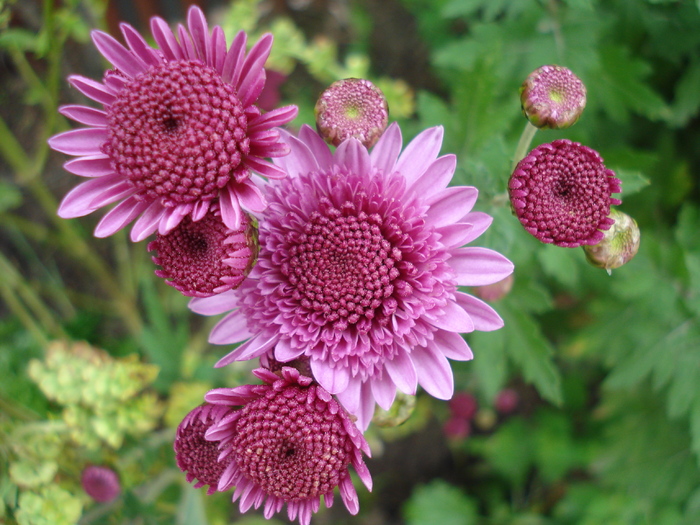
[174,403,234,494]
[509,139,622,247]
[205,367,372,525]
[191,123,514,429]
[148,203,258,297]
[49,5,297,241]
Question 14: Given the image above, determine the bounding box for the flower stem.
[512,121,538,171]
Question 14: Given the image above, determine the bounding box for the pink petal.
[63,155,113,177]
[58,105,107,127]
[221,31,247,85]
[67,75,115,105]
[207,309,252,343]
[311,360,351,394]
[211,27,226,73]
[298,124,333,169]
[189,290,241,316]
[214,333,277,366]
[245,156,287,179]
[236,180,267,212]
[338,475,360,515]
[429,299,475,333]
[130,201,166,242]
[274,131,319,178]
[177,24,197,61]
[158,205,189,235]
[248,105,299,132]
[57,173,125,218]
[94,196,149,237]
[274,338,306,362]
[237,33,272,96]
[120,23,161,67]
[150,16,184,61]
[219,184,243,230]
[455,292,504,331]
[436,223,474,249]
[49,128,107,156]
[205,387,259,406]
[371,373,397,410]
[88,179,135,209]
[187,5,210,64]
[335,378,361,416]
[408,154,456,199]
[425,186,479,229]
[395,126,444,187]
[460,211,493,244]
[369,121,402,175]
[91,29,147,78]
[335,138,371,176]
[432,329,473,361]
[384,348,418,395]
[413,344,454,399]
[450,247,514,286]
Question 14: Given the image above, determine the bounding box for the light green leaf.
[404,479,479,525]
[613,168,651,197]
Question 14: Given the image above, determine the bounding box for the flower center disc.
[106,60,250,206]
[283,200,402,332]
[232,387,352,501]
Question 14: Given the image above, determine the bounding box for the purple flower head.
[148,203,258,297]
[509,139,622,248]
[315,78,389,148]
[520,65,586,129]
[204,367,372,525]
[81,465,121,503]
[191,123,514,430]
[49,6,298,241]
[174,403,235,494]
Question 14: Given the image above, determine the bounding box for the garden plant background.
[2,0,700,523]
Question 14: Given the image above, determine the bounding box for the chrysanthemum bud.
[520,65,586,129]
[81,466,121,503]
[315,78,389,148]
[473,275,514,302]
[583,209,640,274]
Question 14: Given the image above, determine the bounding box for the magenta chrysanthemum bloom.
[148,203,257,297]
[174,403,234,494]
[190,123,514,429]
[204,367,372,525]
[81,465,121,503]
[315,78,389,148]
[520,65,586,129]
[509,139,622,247]
[48,6,298,241]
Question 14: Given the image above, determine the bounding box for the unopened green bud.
[315,78,389,148]
[520,65,586,129]
[583,209,640,274]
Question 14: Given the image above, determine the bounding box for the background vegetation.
[1,0,699,523]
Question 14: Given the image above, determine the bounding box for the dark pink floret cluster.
[105,60,250,206]
[81,465,121,503]
[148,206,257,297]
[509,139,621,247]
[174,403,234,495]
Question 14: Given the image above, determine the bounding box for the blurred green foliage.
[0,0,699,523]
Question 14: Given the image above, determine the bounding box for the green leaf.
[537,245,581,290]
[613,168,651,197]
[177,483,208,525]
[502,304,563,405]
[404,479,479,525]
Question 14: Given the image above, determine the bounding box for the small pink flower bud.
[494,388,519,415]
[583,209,641,274]
[81,466,121,503]
[443,416,471,440]
[520,65,586,129]
[448,391,478,420]
[315,78,389,148]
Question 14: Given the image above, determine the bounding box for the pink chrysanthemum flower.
[148,203,257,297]
[48,6,298,241]
[191,123,514,429]
[205,367,372,525]
[520,65,586,129]
[509,139,622,247]
[81,465,121,503]
[174,403,234,494]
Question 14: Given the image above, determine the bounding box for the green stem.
[512,121,538,171]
